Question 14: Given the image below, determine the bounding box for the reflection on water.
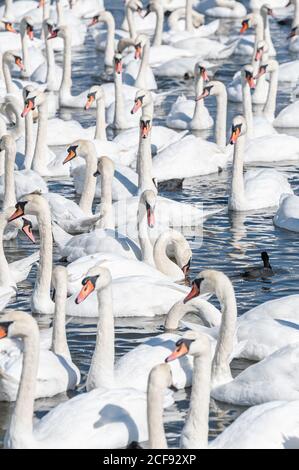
[1,0,299,448]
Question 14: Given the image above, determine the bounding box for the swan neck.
[147,373,168,449]
[126,6,136,39]
[154,231,182,277]
[186,0,194,32]
[181,349,211,449]
[0,214,13,288]
[135,41,150,89]
[44,24,57,92]
[3,140,16,209]
[191,75,205,123]
[79,143,97,215]
[24,112,34,169]
[263,68,277,121]
[138,198,155,266]
[3,58,15,94]
[95,98,107,140]
[87,283,115,391]
[215,88,227,150]
[104,14,115,68]
[114,70,126,129]
[230,134,246,210]
[32,100,48,174]
[51,272,70,358]
[21,30,30,78]
[96,161,114,230]
[153,6,164,46]
[60,32,72,101]
[242,81,253,138]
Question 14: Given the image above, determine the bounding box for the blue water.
[1,0,299,448]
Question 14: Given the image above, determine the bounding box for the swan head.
[114,53,123,74]
[93,156,115,178]
[0,311,39,342]
[165,330,211,362]
[86,10,110,27]
[52,265,67,294]
[21,89,45,117]
[256,58,278,78]
[242,64,255,89]
[194,63,209,82]
[8,193,49,221]
[3,51,24,71]
[43,18,56,36]
[1,19,16,33]
[127,0,144,15]
[20,16,34,41]
[255,40,268,62]
[47,25,69,41]
[288,25,299,39]
[229,115,246,144]
[131,89,152,114]
[84,85,105,110]
[140,190,156,228]
[75,265,112,304]
[144,0,163,17]
[195,80,224,101]
[63,140,94,164]
[260,4,274,17]
[148,364,172,392]
[0,134,15,152]
[183,270,235,306]
[134,34,150,60]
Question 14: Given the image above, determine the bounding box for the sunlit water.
[1,0,299,448]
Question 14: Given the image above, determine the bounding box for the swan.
[21,89,70,176]
[71,265,219,393]
[166,62,213,130]
[0,134,48,203]
[18,16,44,79]
[152,80,229,182]
[273,194,299,232]
[0,311,152,449]
[235,12,264,57]
[183,270,299,406]
[0,0,43,24]
[162,332,299,449]
[121,0,156,38]
[196,0,247,18]
[0,20,20,54]
[0,266,80,402]
[228,115,293,211]
[88,10,122,66]
[55,0,87,48]
[31,19,63,91]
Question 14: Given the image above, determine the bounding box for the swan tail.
[52,221,73,252]
[64,213,103,234]
[9,251,40,284]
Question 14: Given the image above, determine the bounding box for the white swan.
[152,81,229,181]
[162,332,299,449]
[0,0,43,24]
[71,265,218,393]
[18,16,44,79]
[0,266,80,402]
[196,0,247,18]
[228,115,293,211]
[166,62,213,130]
[0,311,151,449]
[183,270,299,406]
[273,194,299,232]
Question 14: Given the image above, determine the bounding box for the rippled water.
[1,0,299,448]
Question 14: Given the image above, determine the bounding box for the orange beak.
[22,221,36,244]
[240,21,249,34]
[75,280,95,304]
[230,127,241,145]
[182,260,191,276]
[5,22,16,33]
[84,94,95,110]
[88,17,99,27]
[246,76,255,89]
[195,89,209,101]
[8,207,24,222]
[21,100,34,118]
[47,29,58,40]
[63,149,76,164]
[147,207,155,228]
[115,60,122,74]
[131,99,142,114]
[15,57,24,70]
[183,282,200,304]
[135,45,142,60]
[0,326,8,339]
[255,49,263,62]
[165,343,189,363]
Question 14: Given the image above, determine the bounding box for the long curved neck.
[114,70,126,129]
[87,282,115,391]
[24,109,34,169]
[4,0,13,17]
[57,0,66,25]
[165,299,221,330]
[4,141,16,209]
[230,133,246,210]
[147,371,168,449]
[96,165,114,230]
[154,231,182,277]
[186,0,194,32]
[95,98,107,140]
[126,6,136,39]
[79,143,97,215]
[211,278,237,387]
[261,10,274,53]
[263,68,277,121]
[51,273,70,358]
[60,32,72,101]
[152,6,164,46]
[103,14,115,68]
[252,18,264,74]
[3,59,17,94]
[138,199,155,266]
[242,80,253,138]
[215,88,227,150]
[181,345,211,449]
[7,98,24,140]
[137,127,156,195]
[21,30,30,78]
[44,25,57,92]
[32,100,48,174]
[0,215,13,288]
[33,205,53,311]
[293,0,299,27]
[5,330,39,448]
[191,74,205,124]
[135,41,150,89]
